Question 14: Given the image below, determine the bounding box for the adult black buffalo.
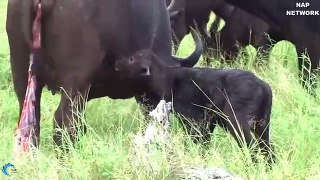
[222,0,320,88]
[6,0,203,151]
[207,4,273,59]
[167,0,273,59]
[166,0,213,47]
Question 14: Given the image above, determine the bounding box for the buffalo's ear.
[169,10,180,18]
[169,9,184,18]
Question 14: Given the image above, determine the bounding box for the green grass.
[0,0,8,55]
[1,2,320,180]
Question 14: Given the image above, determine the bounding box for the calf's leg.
[134,93,161,122]
[221,104,257,162]
[252,118,275,164]
[252,95,275,164]
[185,119,216,145]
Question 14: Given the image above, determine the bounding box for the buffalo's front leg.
[42,0,104,150]
[289,24,320,93]
[53,86,89,150]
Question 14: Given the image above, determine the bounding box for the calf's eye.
[129,57,134,63]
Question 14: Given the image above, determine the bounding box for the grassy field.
[1,2,320,180]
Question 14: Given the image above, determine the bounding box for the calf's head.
[114,49,163,80]
[115,49,178,98]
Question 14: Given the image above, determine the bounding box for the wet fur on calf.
[115,49,275,164]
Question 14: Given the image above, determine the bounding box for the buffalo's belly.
[88,70,143,100]
[89,78,137,100]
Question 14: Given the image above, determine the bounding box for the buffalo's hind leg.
[7,0,43,151]
[221,104,257,163]
[32,77,44,148]
[290,25,320,93]
[253,85,275,165]
[252,118,275,165]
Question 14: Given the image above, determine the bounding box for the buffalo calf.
[115,49,275,164]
